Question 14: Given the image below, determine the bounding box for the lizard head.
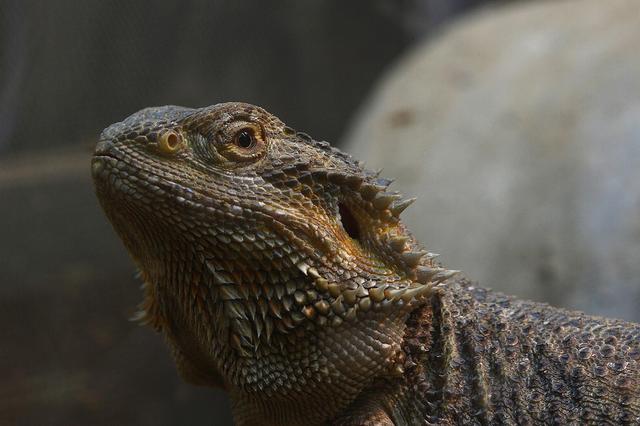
[92,102,456,400]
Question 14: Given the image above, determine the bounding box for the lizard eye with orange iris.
[234,129,255,149]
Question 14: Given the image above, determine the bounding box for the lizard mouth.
[91,154,116,181]
[91,153,201,213]
[91,149,328,257]
[91,136,128,186]
[90,137,343,265]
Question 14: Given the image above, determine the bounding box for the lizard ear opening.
[338,203,360,241]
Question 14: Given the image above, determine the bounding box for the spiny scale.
[293,264,456,324]
[389,236,408,251]
[359,183,386,200]
[372,192,400,210]
[390,198,416,216]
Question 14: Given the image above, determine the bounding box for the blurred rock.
[344,0,640,321]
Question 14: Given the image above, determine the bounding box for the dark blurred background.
[3,1,639,425]
[0,1,502,425]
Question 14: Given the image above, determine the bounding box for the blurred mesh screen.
[0,0,489,155]
[2,0,410,155]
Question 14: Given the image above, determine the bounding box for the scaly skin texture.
[92,103,640,425]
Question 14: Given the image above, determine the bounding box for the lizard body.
[92,103,640,425]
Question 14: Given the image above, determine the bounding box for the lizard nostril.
[94,138,114,156]
[338,203,360,241]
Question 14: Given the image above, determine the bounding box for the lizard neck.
[137,237,414,426]
[229,309,410,426]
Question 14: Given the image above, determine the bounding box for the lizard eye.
[234,128,255,149]
[216,122,266,163]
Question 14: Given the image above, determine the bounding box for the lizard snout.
[94,138,115,156]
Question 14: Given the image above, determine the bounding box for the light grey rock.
[344,0,640,321]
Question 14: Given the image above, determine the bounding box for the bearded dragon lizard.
[92,102,640,425]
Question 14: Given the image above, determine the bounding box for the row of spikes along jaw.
[177,139,462,398]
